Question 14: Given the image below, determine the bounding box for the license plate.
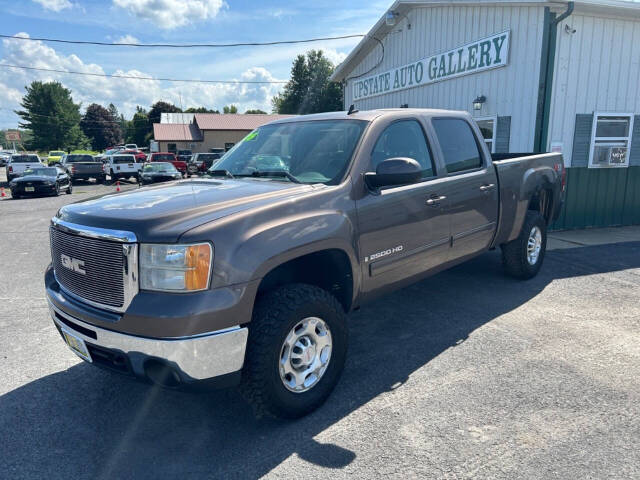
[25,186,35,192]
[61,328,92,362]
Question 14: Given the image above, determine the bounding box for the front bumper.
[12,183,57,195]
[49,300,248,388]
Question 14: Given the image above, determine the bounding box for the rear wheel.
[501,211,547,279]
[54,183,60,196]
[241,284,348,419]
[67,182,73,194]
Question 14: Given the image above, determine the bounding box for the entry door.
[356,120,451,295]
[430,118,499,261]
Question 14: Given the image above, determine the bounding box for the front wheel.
[501,211,547,279]
[66,182,73,194]
[241,284,348,419]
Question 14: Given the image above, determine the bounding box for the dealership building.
[332,0,640,229]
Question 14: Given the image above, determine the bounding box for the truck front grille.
[50,227,125,308]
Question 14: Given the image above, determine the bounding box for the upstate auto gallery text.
[352,31,510,100]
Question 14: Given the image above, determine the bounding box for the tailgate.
[71,162,103,173]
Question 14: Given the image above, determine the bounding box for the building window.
[224,142,235,151]
[168,143,177,153]
[589,113,634,168]
[475,116,496,153]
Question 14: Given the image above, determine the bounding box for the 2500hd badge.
[45,108,564,418]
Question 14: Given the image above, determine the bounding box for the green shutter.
[629,115,640,167]
[571,114,593,167]
[495,116,511,153]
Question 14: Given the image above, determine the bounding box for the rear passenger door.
[357,119,451,295]
[430,117,499,261]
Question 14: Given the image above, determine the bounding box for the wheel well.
[257,249,354,312]
[528,188,554,224]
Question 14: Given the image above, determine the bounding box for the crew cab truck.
[103,153,143,183]
[6,154,43,181]
[45,109,564,418]
[61,154,105,184]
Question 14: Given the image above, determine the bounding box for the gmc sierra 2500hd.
[45,109,565,418]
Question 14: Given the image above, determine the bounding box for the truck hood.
[56,178,320,242]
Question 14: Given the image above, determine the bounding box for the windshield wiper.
[237,170,301,184]
[207,169,235,179]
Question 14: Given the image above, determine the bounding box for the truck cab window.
[371,120,434,178]
[432,118,483,173]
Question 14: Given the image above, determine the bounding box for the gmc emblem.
[61,254,86,275]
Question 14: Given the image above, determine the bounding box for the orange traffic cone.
[1,187,5,198]
[116,180,121,192]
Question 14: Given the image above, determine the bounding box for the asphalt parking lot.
[1,170,639,479]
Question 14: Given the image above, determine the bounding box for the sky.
[0,0,390,128]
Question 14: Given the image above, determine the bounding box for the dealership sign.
[352,31,510,100]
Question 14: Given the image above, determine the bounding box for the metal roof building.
[332,0,640,229]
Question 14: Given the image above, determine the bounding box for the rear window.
[113,155,135,164]
[66,155,97,163]
[49,151,65,156]
[11,155,40,163]
[196,154,220,161]
[152,154,175,162]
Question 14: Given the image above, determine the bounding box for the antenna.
[347,104,359,115]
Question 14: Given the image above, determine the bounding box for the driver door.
[356,119,451,296]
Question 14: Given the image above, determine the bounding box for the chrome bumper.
[50,302,248,381]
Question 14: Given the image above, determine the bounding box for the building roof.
[331,0,640,82]
[160,113,195,124]
[153,123,203,141]
[194,113,296,131]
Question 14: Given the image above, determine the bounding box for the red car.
[149,152,187,175]
[120,149,147,163]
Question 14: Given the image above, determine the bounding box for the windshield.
[152,154,175,161]
[113,155,135,164]
[24,167,57,176]
[143,162,177,172]
[11,155,40,163]
[66,155,96,163]
[210,120,368,184]
[49,151,65,156]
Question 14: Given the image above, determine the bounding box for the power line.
[0,63,287,84]
[0,33,365,48]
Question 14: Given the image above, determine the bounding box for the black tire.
[54,183,60,196]
[241,283,348,419]
[67,183,73,194]
[501,211,547,280]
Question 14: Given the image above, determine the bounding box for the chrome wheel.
[279,317,332,393]
[527,226,542,265]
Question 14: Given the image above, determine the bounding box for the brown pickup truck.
[45,108,565,418]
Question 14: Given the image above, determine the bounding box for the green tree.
[15,81,84,151]
[147,101,181,128]
[245,109,267,114]
[185,106,219,113]
[272,50,343,114]
[126,108,149,147]
[223,105,238,114]
[80,103,122,150]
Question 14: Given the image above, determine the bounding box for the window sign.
[588,113,633,168]
[352,31,510,100]
[476,116,496,153]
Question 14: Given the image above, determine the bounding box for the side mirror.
[364,157,422,190]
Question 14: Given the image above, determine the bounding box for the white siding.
[548,12,640,166]
[344,5,545,152]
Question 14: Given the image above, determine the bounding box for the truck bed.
[491,152,564,247]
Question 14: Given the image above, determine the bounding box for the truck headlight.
[140,243,212,292]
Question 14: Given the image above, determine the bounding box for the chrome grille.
[50,227,125,308]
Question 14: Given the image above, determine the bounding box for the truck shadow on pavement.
[2,241,639,479]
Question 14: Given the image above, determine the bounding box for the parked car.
[119,149,147,163]
[103,154,143,182]
[149,152,187,176]
[0,152,10,167]
[47,151,65,165]
[188,152,222,174]
[45,109,564,419]
[6,153,43,181]
[138,162,182,185]
[124,143,138,150]
[61,154,105,184]
[9,166,71,198]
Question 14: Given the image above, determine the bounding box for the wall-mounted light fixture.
[473,95,486,111]
[386,10,399,26]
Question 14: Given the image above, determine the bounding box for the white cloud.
[114,35,139,44]
[112,0,224,29]
[322,48,348,66]
[31,0,72,11]
[0,33,283,128]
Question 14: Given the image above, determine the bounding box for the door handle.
[479,183,495,191]
[426,195,446,206]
